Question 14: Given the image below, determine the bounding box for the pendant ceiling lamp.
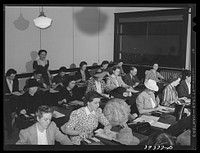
[34,7,52,29]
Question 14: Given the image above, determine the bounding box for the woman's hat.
[110,87,129,99]
[144,79,159,91]
[26,79,39,88]
[116,126,140,145]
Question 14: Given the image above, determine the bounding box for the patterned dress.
[65,107,109,145]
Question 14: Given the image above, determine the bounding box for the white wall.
[5,6,190,75]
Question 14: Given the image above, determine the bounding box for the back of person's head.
[6,68,17,77]
[38,49,47,55]
[112,65,121,72]
[83,91,102,105]
[148,132,177,146]
[36,105,53,119]
[59,66,67,73]
[101,60,109,66]
[182,70,191,80]
[64,76,76,87]
[79,61,87,68]
[168,73,182,84]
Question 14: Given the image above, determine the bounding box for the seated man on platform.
[177,70,191,102]
[145,63,164,83]
[23,68,48,92]
[52,66,69,91]
[123,66,140,88]
[61,91,112,145]
[16,105,72,145]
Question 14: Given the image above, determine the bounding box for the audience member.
[103,98,137,127]
[61,91,112,145]
[16,105,72,145]
[147,132,177,146]
[96,60,111,76]
[162,74,182,107]
[33,49,52,86]
[4,68,19,94]
[145,63,164,83]
[177,70,191,99]
[23,68,47,92]
[136,79,164,114]
[123,67,140,88]
[58,76,84,107]
[107,66,130,91]
[85,72,109,98]
[75,61,91,82]
[114,59,126,77]
[52,66,69,91]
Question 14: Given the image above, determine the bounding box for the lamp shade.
[34,9,52,29]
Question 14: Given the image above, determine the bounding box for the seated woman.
[113,60,126,77]
[177,70,191,101]
[103,98,137,127]
[52,66,69,91]
[161,74,190,118]
[16,105,72,145]
[85,72,109,98]
[61,91,112,145]
[75,61,91,83]
[145,63,164,83]
[17,79,45,117]
[107,66,130,91]
[58,76,84,108]
[23,68,48,93]
[136,79,164,115]
[96,60,111,77]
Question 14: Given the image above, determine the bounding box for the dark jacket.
[4,77,19,94]
[177,80,191,99]
[123,73,140,87]
[75,69,91,81]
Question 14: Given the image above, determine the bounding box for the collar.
[6,78,13,83]
[85,106,96,115]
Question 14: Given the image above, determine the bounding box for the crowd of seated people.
[4,53,192,146]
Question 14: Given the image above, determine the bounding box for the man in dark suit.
[4,69,19,94]
[177,70,191,99]
[123,67,140,88]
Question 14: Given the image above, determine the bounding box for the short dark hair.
[59,66,67,73]
[101,60,109,66]
[36,105,53,119]
[112,65,121,72]
[182,70,191,80]
[129,66,137,72]
[6,69,17,77]
[83,91,102,106]
[79,61,87,68]
[168,73,182,84]
[38,49,47,55]
[65,76,76,87]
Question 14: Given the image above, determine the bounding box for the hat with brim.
[116,127,140,145]
[93,71,107,78]
[144,79,159,92]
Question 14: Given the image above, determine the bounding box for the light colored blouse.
[107,74,129,91]
[162,84,178,107]
[145,69,163,82]
[64,106,109,145]
[136,89,159,113]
